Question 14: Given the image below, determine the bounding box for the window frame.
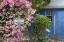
[45,10,52,21]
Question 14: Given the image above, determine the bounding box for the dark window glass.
[46,10,52,21]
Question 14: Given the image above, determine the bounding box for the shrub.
[32,14,51,35]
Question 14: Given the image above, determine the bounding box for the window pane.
[46,10,50,15]
[46,10,52,21]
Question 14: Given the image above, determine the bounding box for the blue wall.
[38,8,64,40]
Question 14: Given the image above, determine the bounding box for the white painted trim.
[45,10,46,16]
[54,15,56,34]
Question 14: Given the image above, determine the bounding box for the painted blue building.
[38,0,64,40]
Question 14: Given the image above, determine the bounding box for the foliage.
[0,0,35,42]
[30,35,51,42]
[30,14,51,42]
[32,14,51,35]
[53,34,58,42]
[29,0,50,11]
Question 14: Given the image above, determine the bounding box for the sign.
[14,18,24,24]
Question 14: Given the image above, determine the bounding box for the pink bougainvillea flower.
[17,11,22,15]
[2,26,9,32]
[26,1,32,5]
[31,9,35,15]
[7,20,13,25]
[2,11,6,15]
[18,0,22,2]
[0,0,35,42]
[12,37,20,42]
[15,1,21,6]
[10,29,19,35]
[13,0,21,6]
[1,0,8,6]
[9,4,14,7]
[28,8,32,14]
[4,37,18,42]
[0,27,5,31]
[10,25,15,29]
[28,8,35,14]
[8,0,14,7]
[0,5,3,9]
[25,1,32,8]
[0,27,5,30]
[26,15,33,21]
[21,26,25,31]
[9,16,13,18]
[4,26,9,29]
[2,9,6,12]
[8,0,14,3]
[17,29,23,36]
[10,7,14,10]
[22,0,27,4]
[25,4,31,8]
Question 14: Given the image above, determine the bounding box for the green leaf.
[32,14,51,35]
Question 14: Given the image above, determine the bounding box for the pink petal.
[13,0,20,6]
[25,1,32,8]
[22,0,27,4]
[0,5,3,9]
[2,12,6,15]
[15,1,21,6]
[31,9,35,14]
[8,0,14,4]
[2,9,6,12]
[26,15,33,21]
[8,0,14,7]
[7,20,13,25]
[4,26,9,29]
[12,37,20,42]
[10,7,14,10]
[1,0,8,6]
[9,16,13,18]
[10,25,15,28]
[10,30,18,35]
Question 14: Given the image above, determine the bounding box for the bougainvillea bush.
[0,0,35,42]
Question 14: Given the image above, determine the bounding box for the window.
[45,10,52,21]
